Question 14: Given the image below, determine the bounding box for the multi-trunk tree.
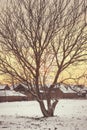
[0,0,87,117]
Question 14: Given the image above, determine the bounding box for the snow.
[0,90,26,97]
[59,85,77,93]
[12,83,32,90]
[0,85,8,90]
[0,99,87,130]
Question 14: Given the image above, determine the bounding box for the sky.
[0,0,87,86]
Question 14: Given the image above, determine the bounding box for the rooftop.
[0,90,26,97]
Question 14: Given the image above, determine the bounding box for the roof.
[0,90,26,97]
[70,86,87,94]
[82,87,87,91]
[59,85,77,94]
[0,85,10,90]
[12,84,29,90]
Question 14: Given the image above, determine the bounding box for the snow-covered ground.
[0,99,87,130]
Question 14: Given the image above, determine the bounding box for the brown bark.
[39,99,58,117]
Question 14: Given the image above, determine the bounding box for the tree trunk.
[38,99,58,117]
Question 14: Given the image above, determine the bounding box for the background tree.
[0,0,87,117]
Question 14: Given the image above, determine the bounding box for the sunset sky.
[0,0,87,86]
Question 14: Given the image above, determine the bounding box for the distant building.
[12,83,87,101]
[59,86,79,98]
[40,84,79,99]
[13,84,35,100]
[70,85,87,98]
[40,87,63,99]
[0,90,27,102]
[0,84,10,91]
[14,84,28,93]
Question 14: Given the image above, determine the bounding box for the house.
[40,84,79,99]
[77,87,87,97]
[59,85,79,98]
[0,90,27,102]
[81,87,87,93]
[70,85,87,98]
[40,87,63,99]
[14,84,28,93]
[13,83,83,100]
[0,84,10,91]
[40,85,64,99]
[13,84,35,100]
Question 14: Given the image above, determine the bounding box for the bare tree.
[0,0,87,117]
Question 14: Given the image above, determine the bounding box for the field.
[0,99,87,130]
